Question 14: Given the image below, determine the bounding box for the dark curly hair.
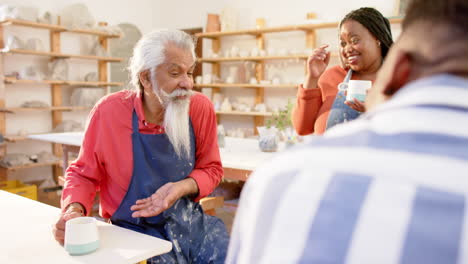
[339,7,393,59]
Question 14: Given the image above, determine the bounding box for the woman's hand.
[304,44,331,89]
[345,99,366,112]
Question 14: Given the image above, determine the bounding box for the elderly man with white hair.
[53,29,229,263]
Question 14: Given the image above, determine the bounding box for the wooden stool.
[200,196,224,216]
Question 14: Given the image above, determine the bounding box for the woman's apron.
[110,110,229,264]
[325,69,361,130]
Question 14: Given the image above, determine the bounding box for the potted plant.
[258,100,295,152]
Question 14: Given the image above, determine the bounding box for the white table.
[29,132,281,181]
[0,190,172,264]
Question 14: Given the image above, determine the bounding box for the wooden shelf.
[0,18,64,31]
[2,106,92,112]
[198,53,339,63]
[0,161,61,172]
[4,132,59,142]
[65,81,123,87]
[4,77,123,87]
[3,49,123,62]
[196,17,403,38]
[65,28,121,38]
[4,135,29,142]
[216,110,273,117]
[4,77,64,85]
[0,19,121,38]
[198,55,308,63]
[194,83,298,88]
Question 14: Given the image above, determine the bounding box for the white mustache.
[167,89,193,99]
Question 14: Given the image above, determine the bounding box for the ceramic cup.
[65,217,100,255]
[346,80,372,102]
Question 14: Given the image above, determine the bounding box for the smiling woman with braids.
[292,7,393,135]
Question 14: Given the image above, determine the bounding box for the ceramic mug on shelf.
[65,217,100,256]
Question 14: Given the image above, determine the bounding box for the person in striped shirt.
[226,0,468,263]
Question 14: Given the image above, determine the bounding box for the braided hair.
[339,7,393,59]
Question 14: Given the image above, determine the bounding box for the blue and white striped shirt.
[226,74,468,264]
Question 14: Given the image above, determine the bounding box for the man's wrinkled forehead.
[159,47,195,70]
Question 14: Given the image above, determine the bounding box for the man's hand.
[53,203,85,245]
[130,178,198,218]
[345,99,366,112]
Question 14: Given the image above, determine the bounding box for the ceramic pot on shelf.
[206,14,221,32]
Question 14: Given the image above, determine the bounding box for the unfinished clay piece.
[21,100,49,108]
[53,120,84,132]
[19,66,44,80]
[36,151,60,164]
[0,153,31,168]
[0,5,38,21]
[48,59,69,80]
[59,3,95,29]
[220,98,232,112]
[0,5,17,20]
[110,23,142,91]
[37,11,59,25]
[25,38,45,51]
[91,41,109,57]
[70,88,105,107]
[4,35,24,51]
[93,25,123,35]
[84,72,98,82]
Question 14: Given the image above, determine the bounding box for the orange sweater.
[292,65,348,135]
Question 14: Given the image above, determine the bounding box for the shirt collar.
[368,74,468,116]
[134,92,150,126]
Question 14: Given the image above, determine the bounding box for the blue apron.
[110,110,229,264]
[325,69,361,130]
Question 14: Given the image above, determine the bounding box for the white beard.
[157,88,194,160]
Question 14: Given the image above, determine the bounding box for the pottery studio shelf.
[0,161,61,172]
[0,18,121,38]
[2,49,123,62]
[1,106,92,113]
[4,77,123,87]
[198,55,308,63]
[0,17,122,182]
[195,17,403,38]
[194,83,298,89]
[4,133,47,142]
[215,110,273,117]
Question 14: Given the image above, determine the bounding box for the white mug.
[65,217,100,255]
[346,80,372,102]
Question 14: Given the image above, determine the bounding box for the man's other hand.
[53,203,85,245]
[130,178,198,218]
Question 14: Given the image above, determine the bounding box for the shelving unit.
[0,18,122,181]
[216,110,272,117]
[195,17,402,130]
[194,83,298,89]
[3,161,61,172]
[3,49,123,62]
[4,76,123,87]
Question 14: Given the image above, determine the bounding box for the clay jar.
[206,14,221,32]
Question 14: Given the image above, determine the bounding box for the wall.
[2,0,401,183]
